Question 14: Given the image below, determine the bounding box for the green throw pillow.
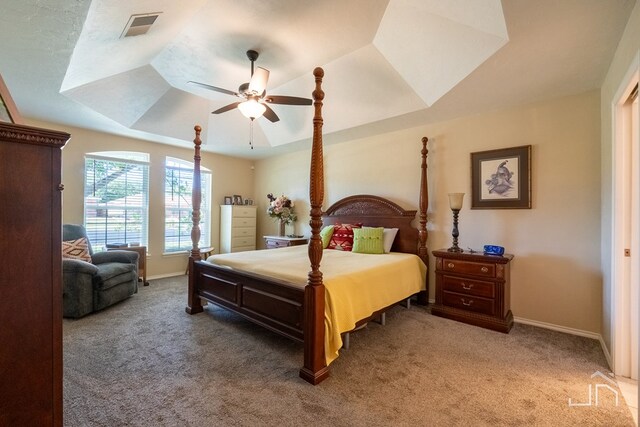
[320,225,335,249]
[352,227,384,254]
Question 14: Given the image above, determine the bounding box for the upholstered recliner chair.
[62,224,139,318]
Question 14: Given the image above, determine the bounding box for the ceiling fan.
[188,50,312,123]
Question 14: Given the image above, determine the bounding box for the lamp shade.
[448,193,465,210]
[238,99,266,119]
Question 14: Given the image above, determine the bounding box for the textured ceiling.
[0,0,635,159]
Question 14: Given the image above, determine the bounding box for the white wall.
[600,1,640,354]
[255,90,602,334]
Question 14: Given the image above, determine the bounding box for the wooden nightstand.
[263,235,308,249]
[431,249,514,333]
[108,245,148,286]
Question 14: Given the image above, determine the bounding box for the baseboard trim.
[599,336,614,370]
[514,316,613,369]
[147,272,185,281]
[514,316,600,339]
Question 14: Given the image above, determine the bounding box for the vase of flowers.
[267,193,297,236]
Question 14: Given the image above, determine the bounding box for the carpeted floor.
[63,276,635,426]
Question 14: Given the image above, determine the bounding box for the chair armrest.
[62,258,99,275]
[92,250,139,265]
[62,259,97,318]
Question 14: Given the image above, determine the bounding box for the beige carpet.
[63,276,634,426]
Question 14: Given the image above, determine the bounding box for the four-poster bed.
[186,67,430,385]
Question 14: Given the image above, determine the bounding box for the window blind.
[164,157,211,252]
[83,153,149,250]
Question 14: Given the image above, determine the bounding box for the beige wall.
[600,2,640,353]
[255,90,602,334]
[29,119,255,278]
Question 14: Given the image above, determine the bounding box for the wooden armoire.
[0,122,70,425]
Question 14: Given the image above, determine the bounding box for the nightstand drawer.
[265,239,289,249]
[442,275,495,298]
[443,259,495,278]
[263,236,308,250]
[443,291,495,316]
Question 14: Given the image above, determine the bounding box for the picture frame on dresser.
[471,145,531,209]
[224,196,232,205]
[233,194,243,205]
[0,73,23,124]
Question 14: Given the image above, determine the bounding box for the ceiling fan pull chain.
[249,119,254,149]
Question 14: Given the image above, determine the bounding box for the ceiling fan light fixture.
[238,99,266,119]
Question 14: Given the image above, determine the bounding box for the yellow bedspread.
[206,245,426,364]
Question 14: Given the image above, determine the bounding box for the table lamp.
[448,193,464,252]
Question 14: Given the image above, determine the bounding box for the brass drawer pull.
[461,298,473,306]
[447,262,455,269]
[461,283,474,290]
[480,267,489,273]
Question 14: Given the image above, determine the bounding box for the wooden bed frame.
[186,68,429,385]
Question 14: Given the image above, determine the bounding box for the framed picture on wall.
[0,73,23,124]
[471,145,531,209]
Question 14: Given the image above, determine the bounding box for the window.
[84,152,149,251]
[164,157,211,253]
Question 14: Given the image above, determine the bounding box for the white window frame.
[83,152,150,252]
[164,157,211,253]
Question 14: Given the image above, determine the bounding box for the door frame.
[611,51,640,378]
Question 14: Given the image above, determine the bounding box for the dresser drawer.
[442,275,495,298]
[231,236,255,248]
[233,216,256,228]
[232,207,257,218]
[231,245,255,253]
[443,259,495,278]
[231,226,255,238]
[443,291,495,316]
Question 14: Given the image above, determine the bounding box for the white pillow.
[382,228,399,253]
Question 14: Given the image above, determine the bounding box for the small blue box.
[483,245,505,256]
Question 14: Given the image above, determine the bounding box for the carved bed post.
[186,125,204,315]
[417,137,429,305]
[299,67,330,385]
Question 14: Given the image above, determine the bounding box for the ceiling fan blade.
[262,104,280,123]
[248,67,270,95]
[188,81,240,97]
[264,95,312,106]
[212,102,241,114]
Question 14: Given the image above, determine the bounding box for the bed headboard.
[322,195,419,255]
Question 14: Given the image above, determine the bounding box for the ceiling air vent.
[120,12,162,38]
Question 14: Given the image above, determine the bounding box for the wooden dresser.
[263,235,308,249]
[431,249,514,333]
[0,122,70,426]
[220,205,257,253]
